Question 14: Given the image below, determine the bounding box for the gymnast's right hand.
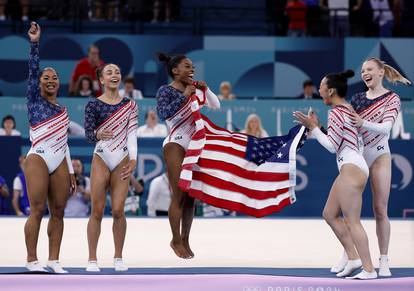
[28,21,41,43]
[183,84,196,97]
[96,129,113,141]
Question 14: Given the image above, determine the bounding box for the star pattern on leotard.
[351,91,392,114]
[84,97,131,143]
[156,85,187,121]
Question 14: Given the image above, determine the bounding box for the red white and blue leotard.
[84,97,138,171]
[27,42,73,174]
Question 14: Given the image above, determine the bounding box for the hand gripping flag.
[178,95,307,217]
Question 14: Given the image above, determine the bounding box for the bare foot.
[170,241,190,259]
[182,241,194,259]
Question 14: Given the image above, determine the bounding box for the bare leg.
[109,156,130,259]
[24,154,49,262]
[47,159,70,260]
[163,143,190,258]
[339,164,374,272]
[322,179,359,260]
[370,154,391,255]
[87,154,110,261]
[181,194,195,258]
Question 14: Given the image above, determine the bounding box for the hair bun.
[157,52,171,63]
[339,69,355,79]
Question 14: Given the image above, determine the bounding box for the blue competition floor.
[1,267,413,278]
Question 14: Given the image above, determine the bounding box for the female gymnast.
[294,70,377,279]
[24,22,76,273]
[84,63,138,272]
[331,57,411,277]
[156,52,220,259]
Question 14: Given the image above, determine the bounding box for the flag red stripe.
[197,158,289,182]
[192,171,290,199]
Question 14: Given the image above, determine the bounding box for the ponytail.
[366,57,411,85]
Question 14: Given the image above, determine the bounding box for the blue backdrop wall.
[0,137,413,218]
[0,35,413,99]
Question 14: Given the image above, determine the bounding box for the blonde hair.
[366,57,411,85]
[244,113,264,138]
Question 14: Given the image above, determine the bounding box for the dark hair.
[40,67,59,79]
[325,69,355,97]
[96,63,120,80]
[2,115,16,129]
[303,80,314,88]
[124,76,134,85]
[156,52,187,79]
[75,75,93,95]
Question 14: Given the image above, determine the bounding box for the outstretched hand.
[28,22,41,43]
[120,160,137,180]
[293,110,318,130]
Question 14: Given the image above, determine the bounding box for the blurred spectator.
[65,159,90,217]
[0,175,9,214]
[69,44,105,97]
[285,0,307,36]
[12,155,30,216]
[202,203,236,217]
[0,115,21,136]
[151,0,171,23]
[297,80,321,99]
[217,81,236,100]
[68,120,86,137]
[146,172,171,217]
[349,0,364,36]
[124,172,144,216]
[137,110,168,137]
[321,0,350,37]
[73,75,94,98]
[119,76,144,100]
[391,0,403,36]
[241,114,269,138]
[305,0,321,35]
[91,0,119,21]
[0,0,29,21]
[370,0,394,36]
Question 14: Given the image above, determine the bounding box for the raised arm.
[27,22,41,102]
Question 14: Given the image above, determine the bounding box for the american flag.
[178,96,307,217]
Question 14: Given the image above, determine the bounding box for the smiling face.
[319,77,332,105]
[100,64,121,91]
[40,68,59,97]
[172,58,195,85]
[361,59,384,89]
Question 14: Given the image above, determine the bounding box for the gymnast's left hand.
[194,80,207,90]
[293,111,317,130]
[349,112,364,128]
[121,160,137,180]
[69,174,77,195]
